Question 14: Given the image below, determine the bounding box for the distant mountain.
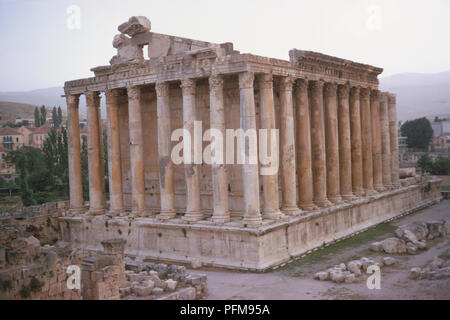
[379,71,450,121]
[0,87,106,118]
[0,101,38,123]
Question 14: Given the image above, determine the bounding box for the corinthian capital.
[209,74,224,95]
[155,82,169,98]
[257,74,273,90]
[387,93,396,104]
[308,79,324,94]
[238,72,254,89]
[66,94,80,107]
[360,87,371,101]
[280,76,295,92]
[323,82,337,97]
[85,91,100,107]
[105,89,121,105]
[127,86,141,101]
[370,89,380,102]
[180,78,196,96]
[337,84,349,99]
[294,78,308,92]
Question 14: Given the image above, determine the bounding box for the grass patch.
[272,222,397,277]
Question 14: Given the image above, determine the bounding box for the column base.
[281,206,302,216]
[242,216,263,228]
[314,198,333,208]
[182,211,203,223]
[263,210,284,220]
[68,207,85,216]
[132,209,151,218]
[341,193,358,201]
[352,189,365,197]
[107,209,124,217]
[392,183,401,189]
[157,210,177,221]
[211,215,231,224]
[298,202,318,211]
[364,188,377,196]
[89,208,106,216]
[328,195,343,204]
[374,184,386,192]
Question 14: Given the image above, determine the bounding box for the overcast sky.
[1,0,449,91]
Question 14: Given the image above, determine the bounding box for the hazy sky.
[1,0,449,91]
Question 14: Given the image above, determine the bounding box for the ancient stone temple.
[62,16,442,271]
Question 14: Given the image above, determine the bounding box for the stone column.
[66,94,84,214]
[388,93,400,188]
[349,87,364,196]
[239,72,262,226]
[155,82,176,220]
[105,90,124,216]
[309,80,332,208]
[180,78,202,222]
[379,92,393,189]
[360,88,375,195]
[279,76,300,215]
[127,86,147,217]
[295,79,316,211]
[209,75,230,223]
[337,84,356,201]
[370,90,384,192]
[258,74,282,220]
[323,82,342,204]
[86,91,106,215]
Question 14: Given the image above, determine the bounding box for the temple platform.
[59,179,442,272]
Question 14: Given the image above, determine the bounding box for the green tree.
[431,156,450,175]
[417,154,433,174]
[57,107,63,127]
[34,107,41,127]
[400,117,433,149]
[52,107,58,128]
[40,105,47,126]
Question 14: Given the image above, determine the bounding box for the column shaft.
[309,80,332,208]
[127,86,147,217]
[181,79,202,222]
[86,92,105,215]
[349,87,364,196]
[371,90,384,191]
[258,74,282,219]
[280,76,300,215]
[295,79,316,211]
[337,84,355,201]
[324,82,342,204]
[388,94,400,187]
[239,72,262,226]
[380,93,393,189]
[209,75,230,223]
[66,94,84,214]
[360,88,375,195]
[105,90,124,216]
[155,82,176,220]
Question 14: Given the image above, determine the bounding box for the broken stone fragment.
[191,258,202,269]
[381,237,406,254]
[382,257,397,266]
[344,273,359,283]
[133,284,153,297]
[165,279,178,291]
[330,271,345,283]
[410,267,421,279]
[118,16,151,37]
[369,241,383,252]
[406,242,418,255]
[347,260,362,275]
[314,271,329,281]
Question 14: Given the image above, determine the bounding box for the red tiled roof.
[0,126,19,136]
[31,124,52,135]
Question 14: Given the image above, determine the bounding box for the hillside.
[379,71,450,121]
[0,101,38,123]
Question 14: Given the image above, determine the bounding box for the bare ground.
[191,200,450,300]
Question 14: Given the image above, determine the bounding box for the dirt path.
[192,200,450,300]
